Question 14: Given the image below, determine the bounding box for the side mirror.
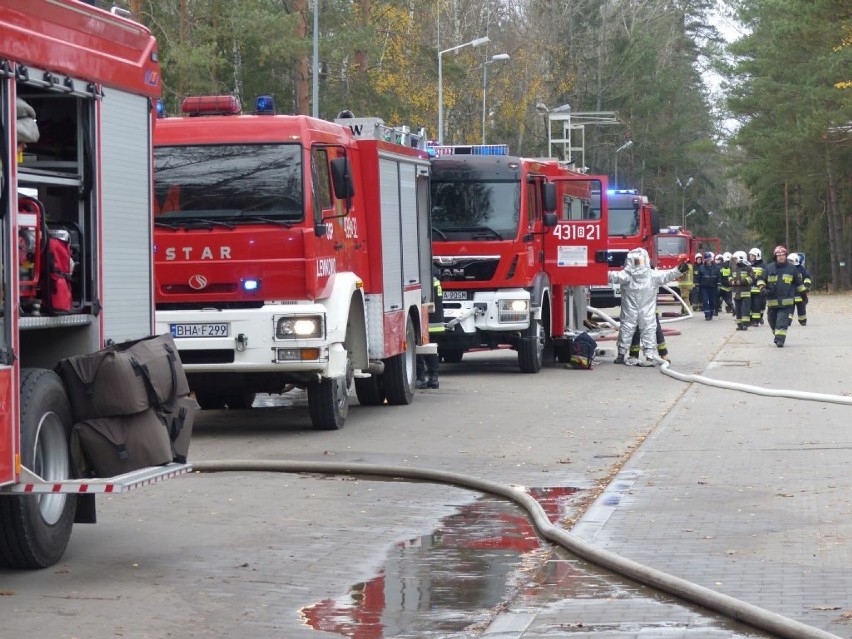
[543,212,557,228]
[650,209,661,235]
[330,156,355,200]
[542,182,556,214]
[314,222,326,237]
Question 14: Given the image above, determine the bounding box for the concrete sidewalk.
[485,293,852,638]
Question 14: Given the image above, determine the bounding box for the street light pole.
[481,53,510,144]
[613,140,633,188]
[438,36,489,144]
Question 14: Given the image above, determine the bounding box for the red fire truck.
[428,145,609,371]
[0,1,190,569]
[653,226,721,270]
[153,109,433,429]
[589,189,661,308]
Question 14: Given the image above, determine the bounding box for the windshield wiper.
[241,215,295,227]
[447,226,503,240]
[155,220,178,230]
[182,218,236,230]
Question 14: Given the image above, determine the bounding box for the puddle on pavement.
[300,487,576,638]
[301,487,771,639]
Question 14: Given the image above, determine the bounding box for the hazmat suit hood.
[624,248,653,287]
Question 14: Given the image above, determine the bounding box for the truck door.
[543,176,609,286]
[1,87,14,485]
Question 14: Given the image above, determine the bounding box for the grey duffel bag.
[159,396,198,464]
[57,349,150,420]
[70,409,174,478]
[57,334,190,420]
[112,333,190,408]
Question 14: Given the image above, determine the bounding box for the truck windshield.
[154,144,303,223]
[656,236,688,256]
[430,179,520,240]
[608,205,640,236]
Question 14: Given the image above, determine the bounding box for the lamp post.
[613,140,633,188]
[481,53,510,144]
[438,36,490,144]
[677,176,694,226]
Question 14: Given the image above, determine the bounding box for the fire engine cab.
[590,189,661,308]
[153,103,433,429]
[428,145,609,370]
[0,1,190,569]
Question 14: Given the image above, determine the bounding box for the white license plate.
[443,290,468,300]
[170,322,230,338]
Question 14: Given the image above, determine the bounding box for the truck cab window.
[311,148,333,215]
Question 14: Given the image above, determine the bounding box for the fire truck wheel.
[518,319,544,373]
[223,391,256,410]
[355,375,385,406]
[308,352,353,430]
[383,319,416,405]
[0,369,76,569]
[194,390,227,410]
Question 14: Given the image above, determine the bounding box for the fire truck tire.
[518,319,544,373]
[439,348,464,363]
[308,350,353,430]
[383,319,416,405]
[223,391,256,410]
[194,390,227,410]
[0,369,76,569]
[355,376,385,406]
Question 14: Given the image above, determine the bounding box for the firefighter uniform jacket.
[760,261,806,307]
[728,262,755,299]
[794,264,812,302]
[719,260,732,293]
[428,276,445,333]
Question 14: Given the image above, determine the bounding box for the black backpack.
[569,332,597,369]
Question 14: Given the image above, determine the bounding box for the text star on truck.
[0,0,191,569]
[589,189,661,309]
[428,145,609,371]
[153,105,434,430]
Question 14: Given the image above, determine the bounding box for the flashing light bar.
[256,95,275,114]
[607,188,638,195]
[181,95,241,116]
[429,144,509,157]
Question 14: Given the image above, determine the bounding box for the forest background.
[125,0,851,289]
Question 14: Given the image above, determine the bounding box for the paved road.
[1,293,849,639]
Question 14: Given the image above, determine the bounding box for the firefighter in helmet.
[717,252,733,314]
[758,245,806,347]
[788,253,812,326]
[748,247,766,326]
[729,251,755,330]
[416,266,445,389]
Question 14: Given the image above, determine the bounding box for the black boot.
[426,376,439,389]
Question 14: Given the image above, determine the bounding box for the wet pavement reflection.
[301,489,771,639]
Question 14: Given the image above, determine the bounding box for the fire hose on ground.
[192,284,848,639]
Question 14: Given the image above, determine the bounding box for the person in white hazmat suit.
[609,247,688,366]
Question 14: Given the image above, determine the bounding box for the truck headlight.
[275,315,324,339]
[497,299,528,323]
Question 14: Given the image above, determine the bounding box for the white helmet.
[723,252,732,261]
[748,247,762,261]
[733,250,748,264]
[788,252,801,266]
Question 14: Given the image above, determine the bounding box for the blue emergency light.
[242,279,260,292]
[155,99,166,118]
[256,95,275,114]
